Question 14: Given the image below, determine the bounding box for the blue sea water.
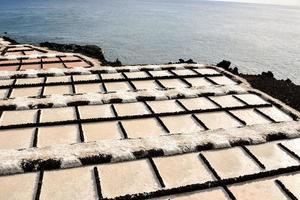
[0,0,299,83]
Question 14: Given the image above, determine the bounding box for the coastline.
[1,35,300,198]
[217,60,300,111]
[39,42,122,66]
[2,36,299,111]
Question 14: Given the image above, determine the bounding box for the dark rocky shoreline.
[240,73,300,111]
[40,42,122,66]
[1,36,19,45]
[217,60,300,111]
[2,36,299,111]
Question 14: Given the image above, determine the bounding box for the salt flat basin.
[0,39,299,199]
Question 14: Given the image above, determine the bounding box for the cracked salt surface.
[0,172,38,200]
[38,125,80,148]
[40,107,76,123]
[279,173,300,198]
[122,118,166,138]
[10,87,41,98]
[155,188,228,200]
[161,115,205,133]
[114,101,150,116]
[0,110,37,126]
[40,166,97,200]
[229,178,288,200]
[98,159,161,198]
[203,147,261,179]
[0,128,34,150]
[75,83,103,94]
[153,153,214,188]
[82,121,121,141]
[147,99,183,113]
[44,85,72,95]
[132,80,159,90]
[247,142,299,170]
[78,104,113,119]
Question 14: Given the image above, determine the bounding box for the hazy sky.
[213,0,300,6]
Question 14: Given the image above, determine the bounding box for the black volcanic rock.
[40,42,105,61]
[2,36,18,45]
[186,59,196,64]
[232,67,239,74]
[113,58,122,66]
[217,60,231,70]
[179,59,185,63]
[215,59,299,111]
[40,42,122,66]
[261,71,274,78]
[169,59,196,64]
[240,73,300,111]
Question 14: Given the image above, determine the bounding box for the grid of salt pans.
[0,55,92,72]
[0,138,299,199]
[0,40,299,200]
[1,45,48,56]
[0,68,235,99]
[0,92,295,149]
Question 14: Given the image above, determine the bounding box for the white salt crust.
[1,39,300,180]
[0,44,101,69]
[0,84,247,111]
[0,39,12,49]
[0,43,211,79]
[0,120,299,175]
[0,63,208,80]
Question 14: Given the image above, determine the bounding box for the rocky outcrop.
[240,73,300,111]
[216,60,300,111]
[40,42,122,66]
[168,59,196,64]
[217,60,231,70]
[1,36,18,45]
[217,60,239,74]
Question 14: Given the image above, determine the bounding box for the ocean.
[0,0,299,83]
